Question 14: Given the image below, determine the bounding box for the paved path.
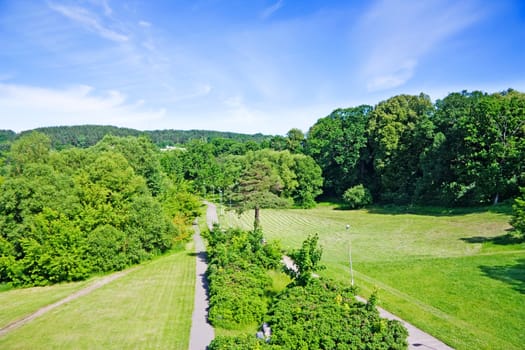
[0,269,132,337]
[204,201,219,230]
[188,204,215,350]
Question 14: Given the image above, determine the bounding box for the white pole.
[347,224,354,287]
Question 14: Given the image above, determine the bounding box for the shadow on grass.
[359,204,513,217]
[460,232,524,246]
[479,259,525,294]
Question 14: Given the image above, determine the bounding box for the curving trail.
[188,203,216,350]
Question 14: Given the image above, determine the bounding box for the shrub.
[342,184,372,209]
[510,187,525,240]
[266,280,408,349]
[206,227,282,329]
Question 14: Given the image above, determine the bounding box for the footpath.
[188,202,216,350]
[202,202,454,350]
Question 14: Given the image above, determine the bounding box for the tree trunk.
[254,205,260,230]
[493,193,499,205]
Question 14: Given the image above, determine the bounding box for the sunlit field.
[222,204,525,350]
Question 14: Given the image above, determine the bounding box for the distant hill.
[0,130,17,155]
[16,125,273,149]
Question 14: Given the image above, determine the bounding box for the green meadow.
[222,204,525,350]
[0,246,195,350]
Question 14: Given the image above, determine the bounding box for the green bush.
[267,280,407,349]
[208,335,277,350]
[510,187,525,239]
[206,227,282,329]
[342,184,372,209]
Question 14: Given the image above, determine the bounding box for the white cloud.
[48,3,128,42]
[357,0,484,91]
[0,83,165,132]
[261,0,284,19]
[139,20,151,28]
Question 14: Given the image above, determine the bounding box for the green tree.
[93,135,164,196]
[234,160,289,230]
[367,94,434,203]
[8,132,51,175]
[286,234,325,286]
[306,106,372,196]
[429,90,525,205]
[292,154,323,208]
[286,128,305,153]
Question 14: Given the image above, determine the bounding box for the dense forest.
[16,125,271,150]
[1,88,524,287]
[0,133,202,286]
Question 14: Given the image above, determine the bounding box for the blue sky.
[1,0,524,135]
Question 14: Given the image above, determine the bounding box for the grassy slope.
[0,246,195,350]
[222,205,525,350]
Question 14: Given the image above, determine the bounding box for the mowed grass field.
[222,204,525,350]
[0,245,195,349]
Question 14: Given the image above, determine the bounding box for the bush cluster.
[266,281,407,349]
[208,233,408,350]
[206,227,282,329]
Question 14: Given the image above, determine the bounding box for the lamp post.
[219,188,223,216]
[347,224,354,287]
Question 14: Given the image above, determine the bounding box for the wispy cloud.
[357,0,485,91]
[48,3,128,42]
[139,20,151,28]
[261,0,284,19]
[0,83,165,131]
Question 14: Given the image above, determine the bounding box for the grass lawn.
[221,204,525,350]
[0,245,195,350]
[0,280,91,329]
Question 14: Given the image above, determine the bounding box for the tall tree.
[8,132,52,175]
[306,106,372,196]
[286,128,305,153]
[367,94,434,203]
[93,135,164,196]
[234,160,288,230]
[429,90,525,205]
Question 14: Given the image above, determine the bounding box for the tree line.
[13,125,271,150]
[305,89,525,207]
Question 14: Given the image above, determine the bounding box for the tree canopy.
[0,132,200,286]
